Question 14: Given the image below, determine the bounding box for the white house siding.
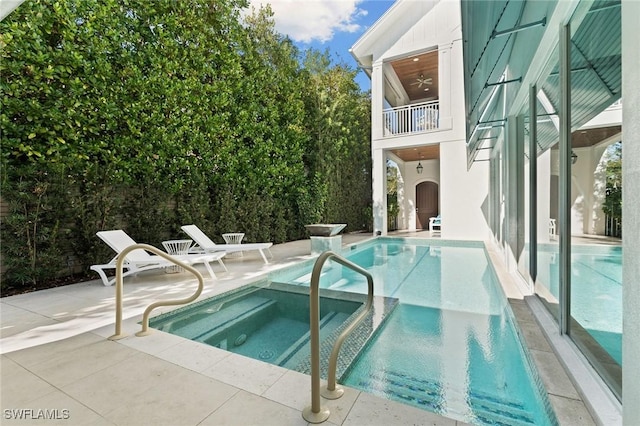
[439,141,490,240]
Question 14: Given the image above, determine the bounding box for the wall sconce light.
[571,150,578,165]
[416,161,423,174]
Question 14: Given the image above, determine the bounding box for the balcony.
[383,100,439,137]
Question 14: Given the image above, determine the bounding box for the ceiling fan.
[411,74,432,88]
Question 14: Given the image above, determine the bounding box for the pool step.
[289,267,355,289]
[328,278,351,290]
[274,311,351,368]
[161,295,277,342]
[359,369,536,426]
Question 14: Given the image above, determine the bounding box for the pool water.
[275,238,557,425]
[344,304,545,425]
[149,285,363,369]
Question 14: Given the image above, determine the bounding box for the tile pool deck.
[1,232,597,425]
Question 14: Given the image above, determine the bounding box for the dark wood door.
[416,181,439,229]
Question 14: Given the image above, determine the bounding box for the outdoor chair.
[181,224,273,264]
[429,215,442,235]
[90,230,226,286]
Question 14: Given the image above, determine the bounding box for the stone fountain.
[305,224,347,254]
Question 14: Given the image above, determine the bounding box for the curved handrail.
[302,251,374,423]
[108,243,204,340]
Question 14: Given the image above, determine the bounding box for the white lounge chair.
[181,224,273,264]
[90,230,226,286]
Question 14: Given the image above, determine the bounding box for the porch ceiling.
[390,50,439,102]
[548,125,622,151]
[390,145,440,162]
[571,125,621,148]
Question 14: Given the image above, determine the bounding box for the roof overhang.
[461,0,622,168]
[350,0,439,72]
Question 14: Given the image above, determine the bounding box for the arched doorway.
[416,181,439,229]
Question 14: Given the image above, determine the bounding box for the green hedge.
[0,0,372,291]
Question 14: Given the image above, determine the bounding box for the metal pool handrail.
[108,243,204,340]
[302,251,374,424]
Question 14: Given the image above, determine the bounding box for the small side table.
[162,239,192,273]
[222,233,244,257]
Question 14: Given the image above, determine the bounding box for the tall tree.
[302,49,372,230]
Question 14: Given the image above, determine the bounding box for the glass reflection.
[568,0,622,399]
[535,79,560,320]
[517,115,531,287]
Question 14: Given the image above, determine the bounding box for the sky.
[246,0,396,92]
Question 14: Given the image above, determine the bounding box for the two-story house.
[350,0,490,240]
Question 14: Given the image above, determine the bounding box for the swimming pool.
[152,238,557,425]
[272,238,557,425]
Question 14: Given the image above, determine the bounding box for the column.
[371,62,384,141]
[372,147,387,236]
[371,61,387,235]
[622,0,640,420]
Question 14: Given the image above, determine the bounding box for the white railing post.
[382,100,440,137]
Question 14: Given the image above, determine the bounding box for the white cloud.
[247,0,367,43]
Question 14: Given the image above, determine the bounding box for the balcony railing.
[383,100,439,137]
